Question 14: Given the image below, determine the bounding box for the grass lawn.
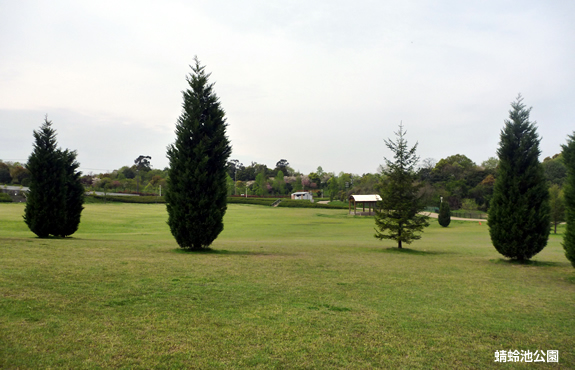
[1,203,574,368]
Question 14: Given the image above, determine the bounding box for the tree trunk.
[398,240,402,249]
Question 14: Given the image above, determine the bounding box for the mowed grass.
[1,203,574,369]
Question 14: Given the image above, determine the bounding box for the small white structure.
[291,191,314,201]
[349,194,382,215]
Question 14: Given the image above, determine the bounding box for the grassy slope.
[0,203,573,369]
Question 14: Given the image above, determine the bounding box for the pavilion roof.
[349,194,381,202]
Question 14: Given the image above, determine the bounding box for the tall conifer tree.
[166,57,232,250]
[375,123,429,248]
[561,132,575,267]
[25,117,83,238]
[488,96,550,260]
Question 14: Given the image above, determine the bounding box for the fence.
[450,211,488,220]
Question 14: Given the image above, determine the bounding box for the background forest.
[1,153,567,214]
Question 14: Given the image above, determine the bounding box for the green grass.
[0,203,574,368]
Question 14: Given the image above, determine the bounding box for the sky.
[1,0,574,175]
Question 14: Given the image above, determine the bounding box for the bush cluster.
[0,192,12,202]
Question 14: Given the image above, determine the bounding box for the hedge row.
[87,195,276,206]
[88,195,166,203]
[0,192,12,202]
[227,197,278,206]
[84,195,349,210]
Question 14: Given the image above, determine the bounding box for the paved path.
[423,212,486,222]
[87,191,138,197]
[2,185,28,191]
[2,186,138,197]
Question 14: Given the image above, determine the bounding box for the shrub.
[0,192,12,202]
[438,201,451,227]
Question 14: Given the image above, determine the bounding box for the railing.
[451,211,488,220]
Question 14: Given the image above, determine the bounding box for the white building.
[291,191,314,201]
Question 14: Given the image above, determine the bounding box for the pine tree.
[561,132,575,267]
[24,117,67,237]
[375,123,429,248]
[488,95,550,261]
[166,57,232,250]
[438,200,451,227]
[57,149,84,237]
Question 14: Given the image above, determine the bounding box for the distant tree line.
[0,160,30,186]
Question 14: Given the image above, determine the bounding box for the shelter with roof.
[348,194,381,215]
[291,191,313,201]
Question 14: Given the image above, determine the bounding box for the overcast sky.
[1,0,574,175]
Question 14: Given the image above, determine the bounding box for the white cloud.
[1,0,574,174]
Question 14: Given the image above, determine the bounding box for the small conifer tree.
[375,123,429,248]
[25,117,83,238]
[488,96,550,261]
[166,57,232,250]
[438,199,451,227]
[25,117,67,237]
[561,132,575,267]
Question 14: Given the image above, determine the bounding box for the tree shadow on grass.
[171,248,286,257]
[489,258,565,267]
[377,247,452,256]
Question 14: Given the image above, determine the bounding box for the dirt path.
[423,212,486,222]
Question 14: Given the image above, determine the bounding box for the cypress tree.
[166,57,232,250]
[561,132,575,267]
[375,123,429,248]
[57,149,84,237]
[24,117,67,238]
[488,96,550,261]
[438,200,451,227]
